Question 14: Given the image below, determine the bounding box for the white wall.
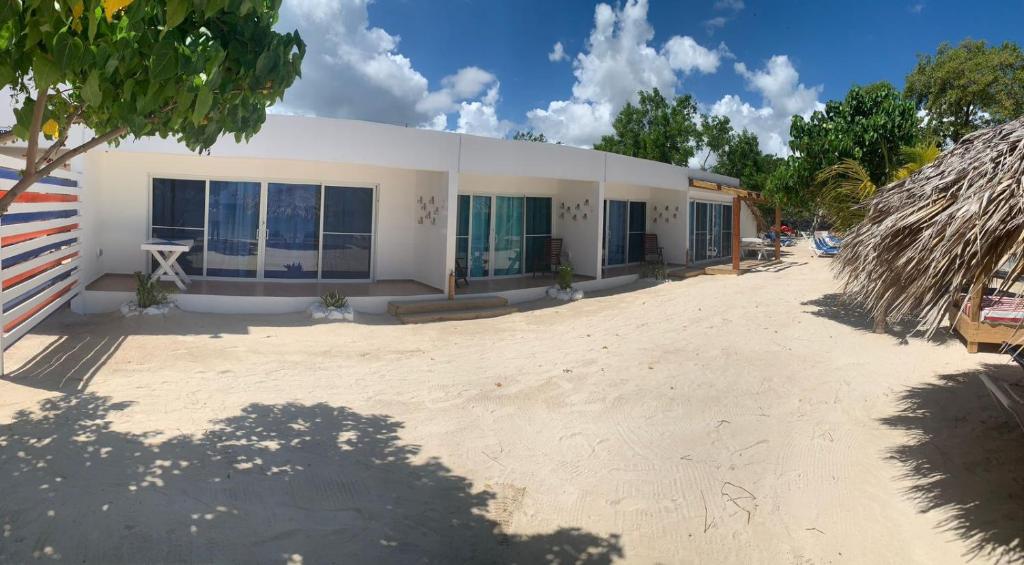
[91,151,446,285]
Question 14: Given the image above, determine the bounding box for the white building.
[1,113,761,319]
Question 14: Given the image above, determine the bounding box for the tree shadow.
[878,366,1024,563]
[0,395,623,563]
[802,293,952,344]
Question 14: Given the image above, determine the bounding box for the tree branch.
[0,126,127,215]
[36,107,83,168]
[25,88,49,176]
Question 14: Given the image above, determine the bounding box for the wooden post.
[773,206,782,261]
[448,271,456,300]
[731,196,741,273]
[967,282,984,353]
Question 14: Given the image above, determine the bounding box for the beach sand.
[0,247,1021,563]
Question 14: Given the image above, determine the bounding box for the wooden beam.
[731,195,741,273]
[774,206,782,261]
[689,179,765,202]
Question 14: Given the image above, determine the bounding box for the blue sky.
[274,0,1023,157]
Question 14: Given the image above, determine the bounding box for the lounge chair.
[533,237,563,277]
[978,343,1024,430]
[643,233,664,265]
[741,237,770,261]
[948,289,1024,353]
[809,237,839,257]
[454,257,469,287]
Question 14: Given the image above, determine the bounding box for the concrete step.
[387,296,508,316]
[396,305,518,324]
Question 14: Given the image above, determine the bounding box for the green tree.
[697,114,732,170]
[816,142,940,230]
[512,130,548,143]
[0,0,305,212]
[711,129,783,194]
[765,82,921,213]
[905,39,1024,143]
[593,88,701,166]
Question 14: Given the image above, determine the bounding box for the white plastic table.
[141,238,194,290]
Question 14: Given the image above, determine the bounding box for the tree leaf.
[191,85,213,125]
[165,0,189,31]
[32,52,62,87]
[149,41,178,81]
[82,70,102,106]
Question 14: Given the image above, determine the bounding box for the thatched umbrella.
[834,116,1024,337]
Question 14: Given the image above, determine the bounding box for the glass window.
[151,178,205,276]
[524,197,552,273]
[456,195,471,275]
[627,201,646,263]
[265,183,321,279]
[206,181,261,278]
[322,186,374,279]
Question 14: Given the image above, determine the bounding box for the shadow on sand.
[0,394,623,563]
[879,366,1024,563]
[802,293,952,344]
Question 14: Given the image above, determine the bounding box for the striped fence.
[0,154,82,374]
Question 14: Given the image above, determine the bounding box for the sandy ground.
[0,247,1021,564]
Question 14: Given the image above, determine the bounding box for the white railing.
[0,154,83,374]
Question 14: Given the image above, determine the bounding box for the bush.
[321,290,348,309]
[556,264,574,290]
[133,272,170,309]
[641,261,667,281]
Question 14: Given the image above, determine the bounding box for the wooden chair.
[454,257,469,287]
[533,237,563,277]
[643,233,664,265]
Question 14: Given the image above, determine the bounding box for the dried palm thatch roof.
[834,116,1024,336]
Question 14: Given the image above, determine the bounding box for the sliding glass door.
[456,194,552,279]
[206,181,261,278]
[688,201,733,263]
[151,178,375,281]
[603,200,628,266]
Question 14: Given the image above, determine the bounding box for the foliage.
[555,264,574,290]
[640,261,666,281]
[790,82,921,187]
[512,130,548,143]
[712,130,784,194]
[0,0,305,212]
[905,39,1024,143]
[816,142,941,230]
[697,114,732,170]
[133,271,169,308]
[320,290,348,309]
[594,88,702,166]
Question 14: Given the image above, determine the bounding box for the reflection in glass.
[151,178,206,276]
[524,197,551,273]
[470,196,491,277]
[605,200,628,265]
[322,234,372,279]
[322,186,374,279]
[207,181,261,278]
[266,183,320,279]
[456,195,470,273]
[493,196,524,276]
[627,201,646,263]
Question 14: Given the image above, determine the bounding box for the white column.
[443,170,459,294]
[595,180,605,279]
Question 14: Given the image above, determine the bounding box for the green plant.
[321,290,348,309]
[641,261,667,281]
[556,264,574,290]
[133,271,169,309]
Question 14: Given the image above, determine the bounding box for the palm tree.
[816,143,941,230]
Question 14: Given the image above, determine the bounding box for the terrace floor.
[86,273,443,298]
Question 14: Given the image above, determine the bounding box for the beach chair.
[977,343,1024,430]
[643,233,664,265]
[454,257,469,287]
[810,236,839,257]
[533,237,563,277]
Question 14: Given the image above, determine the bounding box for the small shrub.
[641,261,667,281]
[321,290,348,309]
[556,264,574,290]
[134,271,170,309]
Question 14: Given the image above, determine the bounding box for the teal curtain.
[493,196,523,276]
[470,196,491,277]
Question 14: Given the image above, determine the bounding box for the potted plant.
[309,290,354,321]
[547,263,584,301]
[120,272,174,316]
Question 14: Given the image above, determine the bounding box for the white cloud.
[703,16,727,34]
[710,55,824,156]
[548,41,568,62]
[713,0,744,11]
[273,0,500,130]
[908,2,925,13]
[526,0,726,147]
